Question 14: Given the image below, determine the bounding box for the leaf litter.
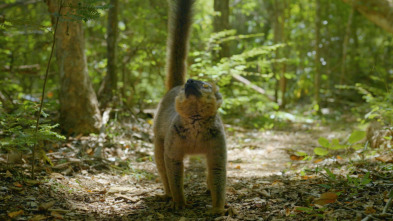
[0,118,393,220]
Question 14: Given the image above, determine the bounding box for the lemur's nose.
[186,79,194,84]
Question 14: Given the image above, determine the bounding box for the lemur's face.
[175,79,222,119]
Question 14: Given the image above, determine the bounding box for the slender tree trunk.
[47,0,102,134]
[273,0,287,109]
[314,0,322,108]
[98,0,118,108]
[213,0,230,58]
[340,7,355,85]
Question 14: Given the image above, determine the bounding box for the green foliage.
[189,30,283,128]
[354,83,393,125]
[314,130,366,156]
[66,0,111,22]
[1,0,393,131]
[0,101,65,153]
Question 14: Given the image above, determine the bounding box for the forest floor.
[1,115,393,220]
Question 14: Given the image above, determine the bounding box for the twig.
[382,188,393,214]
[31,0,62,179]
[361,214,375,221]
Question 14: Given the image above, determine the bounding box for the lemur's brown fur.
[153,0,227,214]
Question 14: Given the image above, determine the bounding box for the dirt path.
[1,123,391,220]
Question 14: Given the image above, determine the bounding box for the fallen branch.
[232,74,275,101]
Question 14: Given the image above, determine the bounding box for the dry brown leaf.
[8,210,24,218]
[50,172,64,180]
[314,159,323,163]
[375,155,393,163]
[86,148,94,155]
[51,211,64,219]
[314,192,338,206]
[365,206,376,214]
[30,214,47,221]
[301,175,314,180]
[290,155,305,161]
[5,170,12,178]
[285,207,291,216]
[13,182,23,187]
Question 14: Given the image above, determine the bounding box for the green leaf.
[352,144,363,150]
[318,137,330,148]
[324,168,336,180]
[318,184,331,189]
[383,136,392,140]
[361,172,371,185]
[296,151,308,156]
[314,147,329,156]
[348,131,366,144]
[295,207,314,213]
[330,138,346,150]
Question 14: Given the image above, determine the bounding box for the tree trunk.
[213,0,230,58]
[341,0,393,35]
[314,0,322,108]
[47,0,102,134]
[98,0,118,108]
[273,0,287,109]
[339,7,355,85]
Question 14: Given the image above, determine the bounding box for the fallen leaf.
[30,214,47,221]
[8,210,24,218]
[51,211,63,219]
[314,159,323,163]
[86,148,94,155]
[257,190,271,198]
[375,155,393,163]
[5,170,12,178]
[285,207,291,216]
[50,172,64,180]
[13,182,23,187]
[39,201,56,211]
[301,175,314,180]
[294,206,313,213]
[365,206,376,214]
[290,155,305,161]
[314,192,338,206]
[25,179,40,186]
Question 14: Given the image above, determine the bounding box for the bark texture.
[47,0,102,134]
[341,0,393,34]
[314,0,321,107]
[213,0,230,58]
[98,0,118,107]
[273,0,287,109]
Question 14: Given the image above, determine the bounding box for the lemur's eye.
[203,84,209,88]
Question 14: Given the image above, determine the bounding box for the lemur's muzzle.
[185,79,202,98]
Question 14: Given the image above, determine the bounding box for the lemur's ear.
[212,83,223,108]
